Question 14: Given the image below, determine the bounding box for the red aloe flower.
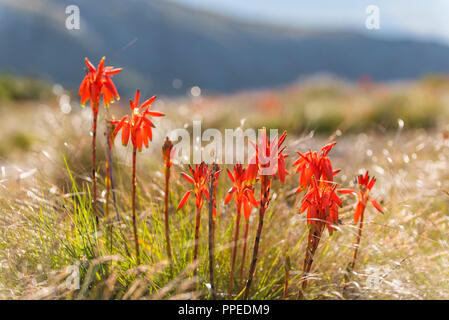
[339,171,383,223]
[294,142,343,291]
[293,142,340,192]
[79,56,121,222]
[79,57,122,113]
[111,89,164,151]
[177,163,211,212]
[178,162,219,274]
[299,178,342,235]
[162,136,175,169]
[244,128,287,299]
[224,164,258,216]
[225,163,258,298]
[339,171,383,270]
[247,129,288,183]
[110,90,164,265]
[298,178,343,291]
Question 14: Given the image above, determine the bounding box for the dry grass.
[1,81,449,299]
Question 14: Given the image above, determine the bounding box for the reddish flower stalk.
[208,163,220,299]
[243,128,287,299]
[239,216,250,288]
[105,117,120,222]
[162,137,175,264]
[339,171,383,270]
[178,162,217,275]
[105,159,111,220]
[79,57,121,222]
[294,143,342,290]
[300,179,342,289]
[110,89,164,265]
[224,163,258,298]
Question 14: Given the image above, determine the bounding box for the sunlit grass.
[1,78,449,299]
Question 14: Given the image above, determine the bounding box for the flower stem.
[301,226,323,291]
[350,211,365,271]
[229,202,242,298]
[92,109,98,224]
[105,116,120,222]
[132,147,140,265]
[164,162,173,264]
[244,174,269,299]
[193,205,202,276]
[208,164,218,299]
[239,219,249,288]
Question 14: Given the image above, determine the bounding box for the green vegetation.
[194,77,449,135]
[0,74,54,102]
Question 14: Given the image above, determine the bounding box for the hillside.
[1,0,449,96]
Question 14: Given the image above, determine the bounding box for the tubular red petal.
[122,122,130,146]
[278,156,286,183]
[134,90,140,109]
[370,196,383,213]
[243,199,252,220]
[135,128,143,150]
[368,177,376,190]
[140,96,157,109]
[246,190,258,207]
[354,202,364,223]
[181,173,195,184]
[145,111,165,117]
[224,188,236,204]
[144,123,153,141]
[177,190,193,210]
[226,169,235,183]
[84,57,96,73]
[112,116,126,139]
[321,142,336,156]
[104,76,119,99]
[105,68,122,76]
[97,56,105,74]
[338,188,357,195]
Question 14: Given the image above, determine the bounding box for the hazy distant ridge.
[1,0,449,96]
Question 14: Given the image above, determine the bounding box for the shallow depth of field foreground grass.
[1,82,449,300]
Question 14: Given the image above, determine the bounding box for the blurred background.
[0,0,449,96]
[1,0,449,159]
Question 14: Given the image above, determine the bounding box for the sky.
[171,0,449,44]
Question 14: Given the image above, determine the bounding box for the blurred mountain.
[1,0,449,96]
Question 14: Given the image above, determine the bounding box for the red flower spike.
[339,171,384,271]
[298,177,342,234]
[295,143,344,291]
[293,142,338,191]
[162,137,175,168]
[247,129,288,182]
[177,163,212,211]
[178,162,220,279]
[338,171,383,223]
[110,89,164,151]
[224,164,258,216]
[244,128,287,299]
[79,57,122,112]
[79,57,122,224]
[226,163,258,298]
